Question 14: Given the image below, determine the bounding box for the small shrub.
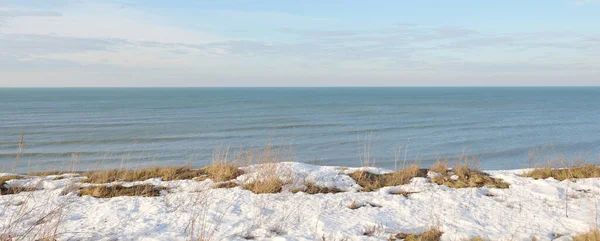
[573,229,600,241]
[395,227,443,241]
[79,184,165,198]
[523,164,600,181]
[349,165,426,191]
[431,166,509,189]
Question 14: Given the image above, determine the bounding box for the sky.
[0,0,599,87]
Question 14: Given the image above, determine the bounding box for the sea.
[1,87,599,173]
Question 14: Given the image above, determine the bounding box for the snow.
[1,162,600,240]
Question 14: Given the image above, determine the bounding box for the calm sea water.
[1,87,599,172]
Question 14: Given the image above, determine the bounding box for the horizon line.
[1,85,600,89]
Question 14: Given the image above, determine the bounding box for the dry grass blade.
[389,190,418,197]
[349,164,426,192]
[523,164,600,181]
[431,166,509,189]
[394,227,443,241]
[78,184,166,198]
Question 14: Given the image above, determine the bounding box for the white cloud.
[0,1,598,86]
[0,2,222,44]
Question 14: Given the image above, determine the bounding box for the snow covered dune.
[1,162,599,240]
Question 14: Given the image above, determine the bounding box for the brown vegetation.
[195,163,245,182]
[394,227,443,241]
[349,165,426,192]
[29,171,78,177]
[431,165,509,189]
[429,160,449,175]
[1,175,37,195]
[291,181,344,194]
[243,176,286,194]
[81,164,243,184]
[573,229,600,241]
[78,184,165,198]
[523,164,600,181]
[215,181,238,189]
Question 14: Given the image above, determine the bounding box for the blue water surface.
[1,87,599,172]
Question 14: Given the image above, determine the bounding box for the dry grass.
[215,181,238,189]
[1,175,21,187]
[81,164,243,184]
[78,184,166,198]
[428,156,509,190]
[291,182,344,194]
[239,145,296,194]
[243,176,286,194]
[523,164,600,181]
[431,165,509,189]
[349,164,426,192]
[429,160,449,175]
[196,163,245,182]
[467,236,485,241]
[394,227,443,241]
[29,171,79,177]
[573,229,600,241]
[1,175,38,195]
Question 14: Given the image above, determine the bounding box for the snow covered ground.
[1,162,600,240]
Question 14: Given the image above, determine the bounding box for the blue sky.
[0,0,598,87]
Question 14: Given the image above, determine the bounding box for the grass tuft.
[291,182,344,194]
[196,163,245,182]
[394,227,443,241]
[1,175,22,188]
[573,229,600,241]
[215,181,238,189]
[431,166,509,189]
[523,164,600,181]
[349,165,426,192]
[429,160,449,175]
[243,176,286,194]
[81,164,243,184]
[1,175,37,195]
[79,184,165,198]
